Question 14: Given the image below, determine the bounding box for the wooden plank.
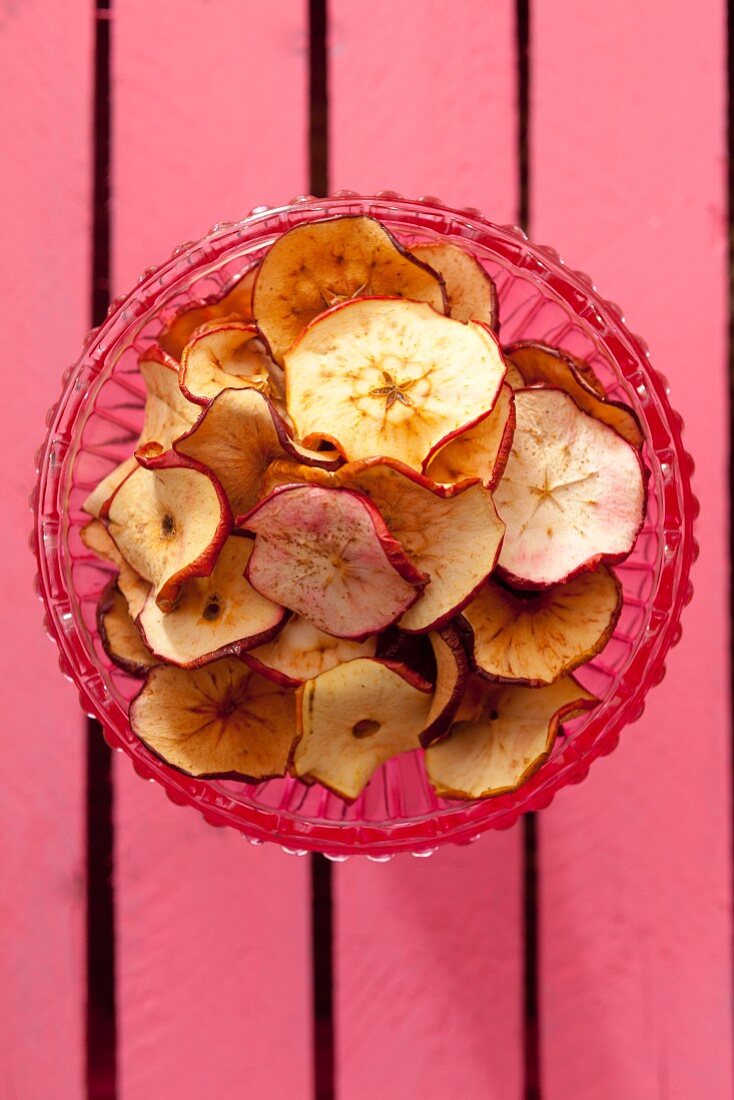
[531,3,732,1097]
[0,4,91,1098]
[112,4,312,1097]
[330,4,525,1096]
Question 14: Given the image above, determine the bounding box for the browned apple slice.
[239,484,427,639]
[243,615,377,687]
[503,361,527,389]
[420,626,469,746]
[97,581,156,676]
[423,383,515,489]
[505,342,643,447]
[130,658,296,780]
[158,267,258,359]
[410,241,498,327]
[462,566,622,686]
[292,658,433,799]
[286,298,506,471]
[259,457,336,498]
[106,450,231,612]
[253,214,446,363]
[426,676,598,799]
[137,536,285,667]
[179,320,273,405]
[83,347,200,518]
[81,519,150,619]
[494,388,646,587]
[339,458,505,632]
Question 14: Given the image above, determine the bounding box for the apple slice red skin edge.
[240,650,301,689]
[178,320,262,406]
[419,625,469,748]
[486,392,517,491]
[158,270,256,352]
[96,579,155,678]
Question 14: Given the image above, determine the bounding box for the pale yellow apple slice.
[239,484,427,639]
[83,347,200,517]
[462,566,622,686]
[158,266,258,359]
[292,658,433,800]
[243,615,377,687]
[179,320,272,405]
[494,388,646,588]
[410,241,498,326]
[137,536,285,667]
[423,383,515,489]
[505,342,643,447]
[253,214,446,363]
[106,450,231,612]
[81,519,150,619]
[426,676,598,800]
[420,627,469,746]
[130,657,296,780]
[286,298,506,471]
[97,582,157,676]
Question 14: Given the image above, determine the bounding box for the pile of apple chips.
[82,215,646,801]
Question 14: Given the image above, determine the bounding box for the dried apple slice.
[426,676,598,800]
[259,457,336,498]
[286,298,506,471]
[137,536,285,667]
[130,658,295,780]
[239,484,426,639]
[462,566,622,686]
[179,320,272,405]
[505,342,642,447]
[292,658,433,799]
[423,383,515,489]
[81,519,150,619]
[158,267,258,359]
[107,451,231,612]
[410,241,498,327]
[253,214,446,363]
[495,388,646,587]
[243,615,377,687]
[97,581,156,676]
[339,457,505,632]
[420,627,469,746]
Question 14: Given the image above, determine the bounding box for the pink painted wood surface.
[531,3,732,1097]
[330,4,524,1096]
[112,4,312,1097]
[0,5,91,1098]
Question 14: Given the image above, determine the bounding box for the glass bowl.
[32,193,697,858]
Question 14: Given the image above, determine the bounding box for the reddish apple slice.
[158,267,258,359]
[286,298,506,471]
[410,241,498,327]
[239,484,427,639]
[253,214,446,363]
[292,658,433,799]
[243,615,377,687]
[494,388,646,587]
[97,581,156,676]
[179,320,273,405]
[106,451,231,612]
[130,658,296,780]
[423,383,515,489]
[462,566,622,686]
[505,342,643,447]
[137,536,285,667]
[420,626,469,746]
[426,676,598,799]
[81,519,150,619]
[339,458,505,632]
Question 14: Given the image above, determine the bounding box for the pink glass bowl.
[32,193,697,859]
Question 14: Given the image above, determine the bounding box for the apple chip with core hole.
[243,616,377,687]
[420,627,468,746]
[239,484,427,639]
[97,582,156,676]
[253,215,446,363]
[424,383,515,489]
[138,537,285,667]
[340,458,505,632]
[494,388,646,587]
[505,342,643,447]
[83,348,199,518]
[286,298,506,471]
[106,453,231,612]
[426,677,598,799]
[410,242,498,327]
[462,566,621,686]
[130,658,296,780]
[81,519,150,619]
[179,321,272,405]
[292,658,433,800]
[158,268,258,359]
